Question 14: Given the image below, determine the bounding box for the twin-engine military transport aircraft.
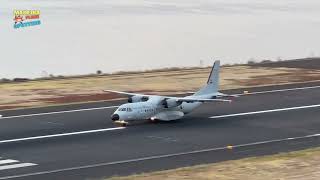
[105,61,236,126]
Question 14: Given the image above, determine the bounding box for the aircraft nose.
[111,114,120,121]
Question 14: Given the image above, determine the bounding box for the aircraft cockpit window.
[118,108,132,112]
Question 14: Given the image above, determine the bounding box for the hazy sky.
[1,0,320,78]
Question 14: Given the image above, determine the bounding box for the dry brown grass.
[1,66,320,110]
[107,147,320,180]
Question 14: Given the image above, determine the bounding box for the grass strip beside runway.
[107,147,320,180]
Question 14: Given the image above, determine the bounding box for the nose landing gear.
[114,120,128,127]
[148,118,159,124]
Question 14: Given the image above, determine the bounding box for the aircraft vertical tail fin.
[194,60,220,95]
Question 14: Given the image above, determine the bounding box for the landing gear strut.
[114,120,128,127]
[149,118,159,124]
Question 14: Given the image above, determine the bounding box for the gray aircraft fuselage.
[108,60,233,124]
[112,93,218,122]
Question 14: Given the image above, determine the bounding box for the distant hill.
[248,57,320,69]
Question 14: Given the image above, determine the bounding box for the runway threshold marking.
[0,127,125,144]
[0,106,119,119]
[210,104,320,119]
[0,163,37,171]
[0,158,37,171]
[0,160,19,165]
[1,132,320,179]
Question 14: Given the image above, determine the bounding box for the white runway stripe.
[0,127,125,144]
[210,104,320,119]
[233,85,320,96]
[0,160,19,165]
[0,163,37,171]
[0,106,119,119]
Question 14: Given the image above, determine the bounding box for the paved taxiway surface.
[0,81,320,180]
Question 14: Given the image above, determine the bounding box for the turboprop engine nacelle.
[162,99,182,108]
[128,95,149,103]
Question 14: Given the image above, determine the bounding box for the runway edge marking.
[233,85,320,96]
[1,132,320,179]
[210,104,320,119]
[0,127,125,144]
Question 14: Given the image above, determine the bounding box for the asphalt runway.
[0,81,320,180]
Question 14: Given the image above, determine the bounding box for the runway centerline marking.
[0,106,119,119]
[1,132,320,179]
[210,104,320,119]
[0,127,125,144]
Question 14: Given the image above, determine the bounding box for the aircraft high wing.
[103,90,232,103]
